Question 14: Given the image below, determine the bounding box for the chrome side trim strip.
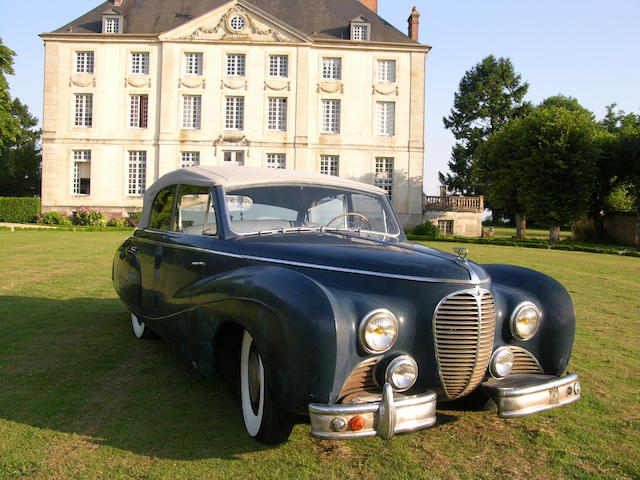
[135,234,488,285]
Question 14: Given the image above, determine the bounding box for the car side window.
[148,185,177,231]
[174,185,216,235]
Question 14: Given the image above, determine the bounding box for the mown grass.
[0,231,638,479]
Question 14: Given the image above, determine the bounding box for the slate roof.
[50,0,418,44]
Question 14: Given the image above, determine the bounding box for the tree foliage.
[0,38,41,196]
[477,103,600,243]
[441,55,530,196]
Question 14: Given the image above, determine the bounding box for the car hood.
[234,232,490,284]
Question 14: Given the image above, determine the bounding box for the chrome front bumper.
[308,383,437,440]
[481,373,581,418]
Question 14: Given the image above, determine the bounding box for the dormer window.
[102,9,123,33]
[350,17,370,41]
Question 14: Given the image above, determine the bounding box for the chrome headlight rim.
[489,346,514,378]
[358,309,398,354]
[510,301,542,341]
[385,355,418,392]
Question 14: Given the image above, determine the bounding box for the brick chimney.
[114,0,123,6]
[408,6,420,41]
[359,0,378,13]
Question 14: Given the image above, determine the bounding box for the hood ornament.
[453,247,468,261]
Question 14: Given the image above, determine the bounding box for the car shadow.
[0,295,272,460]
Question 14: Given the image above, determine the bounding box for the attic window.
[350,20,370,41]
[103,16,122,33]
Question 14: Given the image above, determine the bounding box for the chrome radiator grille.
[433,289,496,399]
[509,346,543,374]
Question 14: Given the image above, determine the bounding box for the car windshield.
[224,184,399,237]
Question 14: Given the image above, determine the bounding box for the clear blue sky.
[1,0,639,194]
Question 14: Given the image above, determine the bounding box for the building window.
[223,151,245,166]
[226,54,246,76]
[376,101,395,136]
[269,55,288,77]
[322,58,342,80]
[104,17,121,34]
[320,155,339,176]
[268,97,287,131]
[184,53,203,75]
[225,96,244,130]
[130,52,149,75]
[377,59,396,82]
[321,99,340,134]
[128,151,146,196]
[181,152,200,168]
[72,150,91,195]
[75,52,94,74]
[74,94,93,127]
[351,24,370,41]
[182,95,202,129]
[438,220,454,236]
[266,153,286,169]
[129,95,148,128]
[375,157,394,200]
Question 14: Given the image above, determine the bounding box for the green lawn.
[488,226,571,241]
[0,231,638,480]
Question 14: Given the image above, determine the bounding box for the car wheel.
[240,330,294,444]
[131,312,155,339]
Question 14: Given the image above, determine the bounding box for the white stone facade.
[41,2,429,226]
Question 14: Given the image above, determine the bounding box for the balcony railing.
[423,195,484,212]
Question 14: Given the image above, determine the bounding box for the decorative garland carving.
[179,77,206,89]
[125,76,151,88]
[213,134,250,155]
[69,77,96,88]
[317,82,344,94]
[372,84,399,96]
[264,80,291,91]
[221,79,248,90]
[182,5,286,42]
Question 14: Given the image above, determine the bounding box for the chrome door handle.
[128,245,137,253]
[190,261,206,268]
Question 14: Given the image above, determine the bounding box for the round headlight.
[510,302,542,340]
[385,355,418,391]
[358,309,398,354]
[490,347,514,378]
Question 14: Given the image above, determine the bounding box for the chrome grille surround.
[433,288,496,399]
[508,346,543,374]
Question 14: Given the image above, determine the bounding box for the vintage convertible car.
[113,166,580,444]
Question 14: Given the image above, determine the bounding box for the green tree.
[0,39,41,196]
[0,38,20,147]
[0,98,42,196]
[517,107,599,244]
[441,55,530,196]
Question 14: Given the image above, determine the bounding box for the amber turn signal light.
[348,415,366,431]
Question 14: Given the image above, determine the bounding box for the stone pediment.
[161,2,309,43]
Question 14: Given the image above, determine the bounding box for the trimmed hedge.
[0,197,41,223]
[407,234,640,258]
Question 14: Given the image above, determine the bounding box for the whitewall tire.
[239,329,295,444]
[131,312,153,339]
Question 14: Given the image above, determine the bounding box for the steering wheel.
[325,212,371,229]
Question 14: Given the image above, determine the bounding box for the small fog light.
[567,385,574,396]
[331,417,347,432]
[349,416,366,431]
[385,355,418,392]
[489,347,514,378]
[574,382,581,395]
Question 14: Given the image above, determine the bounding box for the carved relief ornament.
[125,76,151,88]
[181,5,286,42]
[317,82,344,94]
[179,77,206,89]
[264,80,291,91]
[69,77,96,87]
[372,84,399,96]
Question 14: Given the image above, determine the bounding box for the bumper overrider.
[308,374,580,440]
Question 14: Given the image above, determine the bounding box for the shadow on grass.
[0,296,270,460]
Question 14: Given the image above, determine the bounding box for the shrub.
[71,208,108,227]
[412,221,440,239]
[107,216,128,228]
[37,211,72,225]
[0,197,40,223]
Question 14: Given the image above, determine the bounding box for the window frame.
[320,154,339,176]
[182,95,202,129]
[321,57,342,80]
[71,150,91,195]
[74,93,93,128]
[129,94,149,128]
[181,151,201,169]
[266,153,286,169]
[376,101,396,136]
[127,150,147,197]
[224,96,245,130]
[321,99,341,134]
[226,53,246,76]
[130,52,150,75]
[374,157,394,200]
[268,55,289,78]
[184,52,203,76]
[267,97,288,131]
[376,59,397,83]
[75,51,94,74]
[351,23,370,41]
